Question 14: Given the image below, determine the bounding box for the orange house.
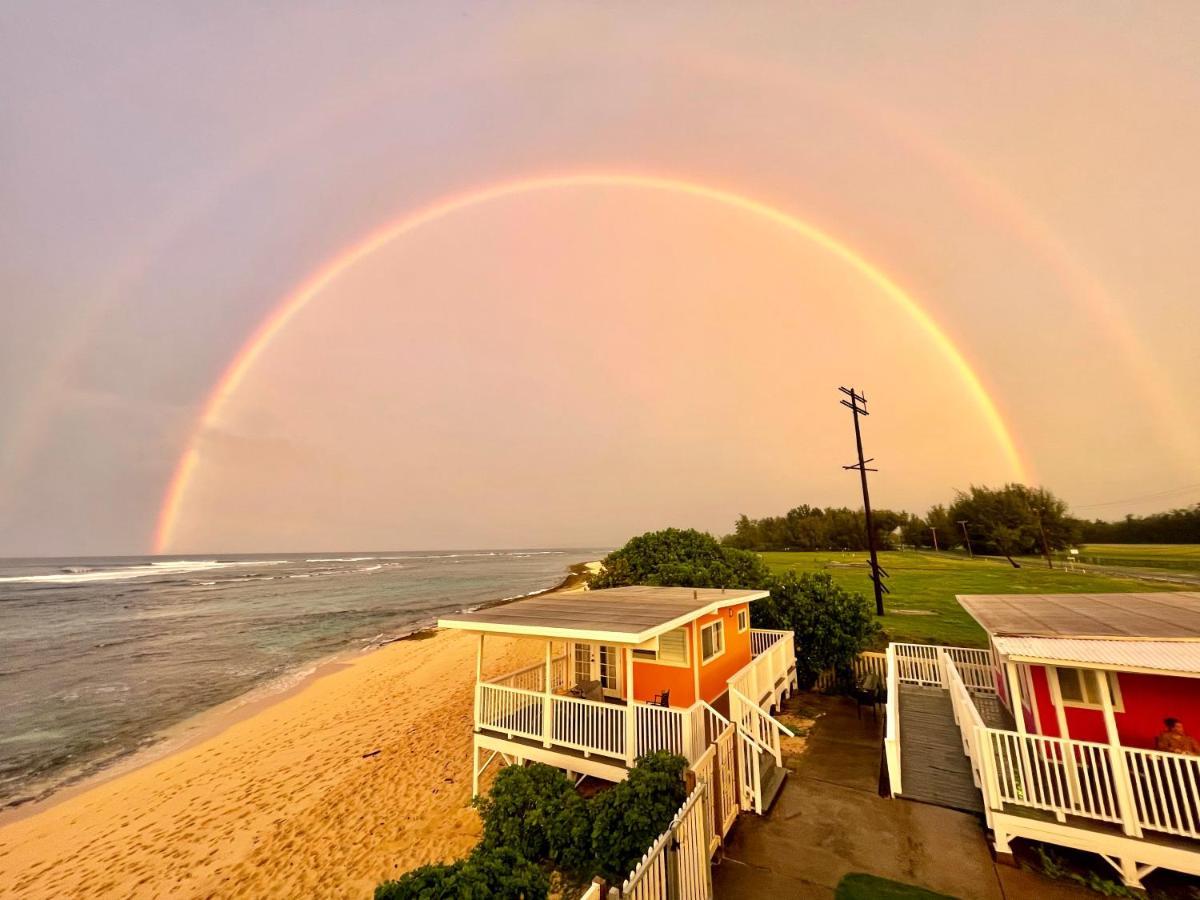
[439,585,797,811]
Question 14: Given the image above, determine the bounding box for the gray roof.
[438,585,768,643]
[958,592,1200,640]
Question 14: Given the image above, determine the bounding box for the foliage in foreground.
[588,528,770,590]
[374,845,549,900]
[589,751,689,882]
[474,761,593,873]
[752,571,880,687]
[379,755,688,897]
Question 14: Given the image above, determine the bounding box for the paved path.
[712,694,1092,899]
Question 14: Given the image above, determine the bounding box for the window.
[631,628,688,666]
[736,608,749,633]
[1056,667,1123,711]
[701,620,725,664]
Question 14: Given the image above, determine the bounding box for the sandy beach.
[0,564,599,899]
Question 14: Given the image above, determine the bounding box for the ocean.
[0,548,606,810]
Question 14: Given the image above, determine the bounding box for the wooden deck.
[897,684,984,814]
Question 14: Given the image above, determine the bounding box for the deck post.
[625,647,636,766]
[1046,666,1083,814]
[1004,661,1026,735]
[474,635,484,733]
[1098,671,1142,837]
[543,639,553,748]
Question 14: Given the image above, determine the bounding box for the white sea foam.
[0,559,290,584]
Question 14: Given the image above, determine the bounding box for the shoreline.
[0,559,600,829]
[0,559,601,897]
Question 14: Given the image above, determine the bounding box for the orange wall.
[629,603,752,708]
[697,604,752,702]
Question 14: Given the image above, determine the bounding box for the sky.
[2,2,1199,556]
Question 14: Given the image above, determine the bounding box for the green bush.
[753,571,880,688]
[589,752,689,882]
[474,763,593,873]
[374,846,549,900]
[588,528,770,590]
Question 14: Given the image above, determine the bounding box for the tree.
[1080,505,1200,543]
[475,764,592,873]
[589,528,770,590]
[589,752,688,882]
[751,572,880,688]
[947,484,1079,567]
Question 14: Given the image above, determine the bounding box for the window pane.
[702,627,714,660]
[713,621,724,654]
[1058,667,1084,702]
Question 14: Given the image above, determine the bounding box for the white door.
[573,643,592,687]
[574,643,622,697]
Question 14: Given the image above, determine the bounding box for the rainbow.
[152,172,1028,553]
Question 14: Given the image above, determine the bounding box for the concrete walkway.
[712,694,1092,899]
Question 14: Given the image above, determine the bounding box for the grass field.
[760,549,1197,648]
[1078,543,1200,570]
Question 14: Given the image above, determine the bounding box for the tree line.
[1078,505,1200,544]
[719,483,1185,564]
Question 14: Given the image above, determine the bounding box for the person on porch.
[1155,718,1200,755]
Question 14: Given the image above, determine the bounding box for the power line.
[1073,482,1200,511]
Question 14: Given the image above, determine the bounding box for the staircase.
[757,746,788,812]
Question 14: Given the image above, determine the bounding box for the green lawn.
[1078,543,1200,570]
[760,549,1195,648]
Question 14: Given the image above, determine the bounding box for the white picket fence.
[620,782,713,900]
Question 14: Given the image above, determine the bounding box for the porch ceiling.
[438,585,768,642]
[958,592,1200,641]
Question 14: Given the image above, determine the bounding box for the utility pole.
[1034,508,1054,569]
[839,387,887,616]
[958,520,974,558]
[929,526,939,552]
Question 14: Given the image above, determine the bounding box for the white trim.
[1056,666,1125,712]
[438,590,770,644]
[1004,654,1200,679]
[701,620,726,665]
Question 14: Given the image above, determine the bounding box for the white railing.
[635,702,687,760]
[552,694,627,759]
[710,717,740,837]
[1125,746,1200,840]
[490,654,569,692]
[477,683,546,741]
[621,783,712,900]
[750,628,788,657]
[892,643,996,694]
[815,650,887,691]
[884,645,901,796]
[944,650,987,791]
[729,631,795,713]
[985,728,1124,825]
[477,684,709,766]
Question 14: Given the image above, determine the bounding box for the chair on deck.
[571,679,604,702]
[652,689,671,708]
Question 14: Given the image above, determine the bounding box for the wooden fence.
[620,782,713,900]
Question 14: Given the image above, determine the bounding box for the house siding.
[628,602,753,708]
[1027,664,1200,750]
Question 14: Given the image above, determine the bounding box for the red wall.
[1026,665,1200,750]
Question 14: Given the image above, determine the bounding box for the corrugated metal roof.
[438,585,767,642]
[993,636,1200,675]
[957,592,1200,639]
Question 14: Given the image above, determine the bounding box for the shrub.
[589,752,689,882]
[588,528,770,590]
[753,571,880,688]
[474,763,594,873]
[374,846,549,900]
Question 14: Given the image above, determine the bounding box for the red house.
[963,592,1200,753]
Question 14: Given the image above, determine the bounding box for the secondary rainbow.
[153,172,1029,553]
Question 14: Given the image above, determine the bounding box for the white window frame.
[1055,666,1124,712]
[701,620,725,665]
[736,608,749,633]
[631,628,690,668]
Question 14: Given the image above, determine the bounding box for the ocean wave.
[0,559,290,585]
